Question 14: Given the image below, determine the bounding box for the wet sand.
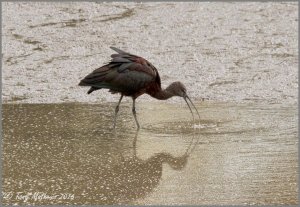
[2,2,298,104]
[2,102,298,205]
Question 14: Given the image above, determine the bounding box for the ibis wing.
[79,47,161,93]
[110,47,129,54]
[110,50,161,87]
[79,65,154,92]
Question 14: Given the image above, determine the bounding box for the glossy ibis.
[79,47,200,129]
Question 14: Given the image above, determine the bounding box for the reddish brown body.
[79,47,199,129]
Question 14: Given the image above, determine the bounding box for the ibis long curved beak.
[183,94,201,122]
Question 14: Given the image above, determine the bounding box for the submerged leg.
[113,95,123,129]
[132,98,140,129]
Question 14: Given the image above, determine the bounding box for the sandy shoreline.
[2,2,298,105]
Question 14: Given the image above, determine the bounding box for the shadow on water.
[2,102,298,205]
[2,103,198,205]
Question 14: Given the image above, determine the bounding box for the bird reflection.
[79,131,199,205]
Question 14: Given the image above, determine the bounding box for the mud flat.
[2,2,298,105]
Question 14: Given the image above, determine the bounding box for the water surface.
[2,102,298,205]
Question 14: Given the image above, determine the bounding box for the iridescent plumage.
[79,47,200,129]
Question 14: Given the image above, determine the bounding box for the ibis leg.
[113,95,123,129]
[132,99,140,129]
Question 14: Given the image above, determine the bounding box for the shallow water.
[2,102,298,205]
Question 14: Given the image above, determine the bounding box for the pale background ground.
[2,2,298,105]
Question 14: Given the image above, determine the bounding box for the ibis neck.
[151,88,174,100]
